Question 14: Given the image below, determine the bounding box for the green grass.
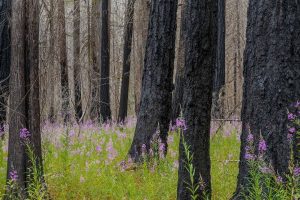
[0,125,240,199]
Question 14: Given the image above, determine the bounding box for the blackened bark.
[128,0,178,160]
[233,1,300,199]
[58,0,69,123]
[177,0,217,199]
[100,0,111,122]
[73,0,82,122]
[6,0,43,196]
[118,0,135,123]
[211,0,225,119]
[0,0,10,134]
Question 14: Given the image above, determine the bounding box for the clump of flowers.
[19,128,31,140]
[9,170,18,182]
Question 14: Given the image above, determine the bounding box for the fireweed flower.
[288,113,296,121]
[276,176,283,184]
[288,127,296,134]
[247,134,254,142]
[258,139,267,153]
[9,170,18,181]
[294,167,300,177]
[245,153,254,160]
[19,128,31,140]
[159,142,165,159]
[175,118,187,130]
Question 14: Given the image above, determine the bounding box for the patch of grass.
[0,124,240,199]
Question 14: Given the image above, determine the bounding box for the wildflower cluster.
[19,128,31,140]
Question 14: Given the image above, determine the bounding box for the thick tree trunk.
[211,0,225,119]
[233,1,300,199]
[118,0,135,123]
[132,0,150,115]
[57,0,69,123]
[177,0,217,199]
[100,0,111,122]
[6,0,43,197]
[73,0,82,122]
[0,0,10,136]
[128,0,178,160]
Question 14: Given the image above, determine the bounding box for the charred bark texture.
[0,0,10,134]
[6,0,43,196]
[233,1,300,199]
[212,0,225,119]
[100,0,111,122]
[73,0,82,122]
[118,0,135,123]
[128,0,178,160]
[177,0,218,199]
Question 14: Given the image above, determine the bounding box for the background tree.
[73,0,82,122]
[177,0,218,199]
[132,0,150,114]
[233,0,300,198]
[172,0,185,121]
[211,0,225,119]
[57,0,69,123]
[0,0,10,137]
[100,0,112,122]
[6,0,43,196]
[128,0,178,160]
[118,0,135,123]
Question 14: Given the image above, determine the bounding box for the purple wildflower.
[69,130,76,137]
[259,166,273,174]
[247,134,254,142]
[258,139,267,153]
[288,113,296,121]
[245,153,254,160]
[106,139,118,161]
[288,127,296,134]
[19,128,31,140]
[176,118,187,130]
[9,170,18,181]
[159,142,165,159]
[96,145,102,152]
[276,176,283,184]
[294,167,300,177]
[141,144,147,156]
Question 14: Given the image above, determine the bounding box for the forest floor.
[0,119,240,200]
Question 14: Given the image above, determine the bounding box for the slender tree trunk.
[212,0,225,119]
[6,0,44,197]
[90,0,100,121]
[118,0,135,123]
[132,0,150,115]
[0,0,10,138]
[100,0,111,122]
[177,0,218,199]
[128,0,178,161]
[172,1,185,121]
[73,0,82,122]
[233,1,300,199]
[57,0,69,123]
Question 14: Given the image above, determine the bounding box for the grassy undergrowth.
[0,122,240,199]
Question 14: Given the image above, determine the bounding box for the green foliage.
[0,126,241,199]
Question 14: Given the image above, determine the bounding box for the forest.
[0,0,299,199]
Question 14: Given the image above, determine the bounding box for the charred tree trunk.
[58,0,69,123]
[0,0,10,138]
[100,0,111,122]
[212,0,225,119]
[233,1,300,199]
[6,0,43,197]
[177,0,217,199]
[128,0,178,160]
[73,0,82,122]
[118,0,135,123]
